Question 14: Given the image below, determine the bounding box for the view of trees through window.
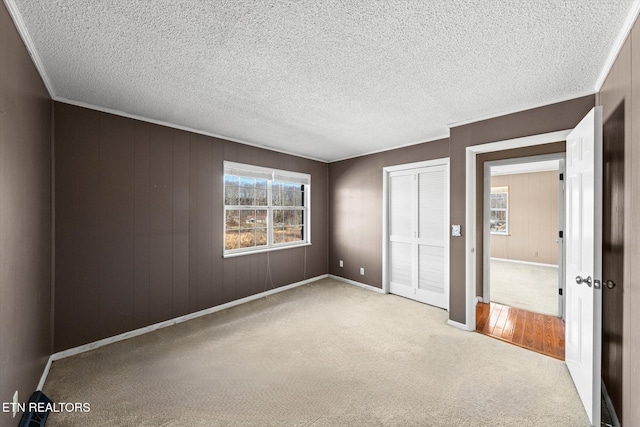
[490,186,508,234]
[224,175,306,252]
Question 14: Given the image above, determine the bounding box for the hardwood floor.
[476,302,565,360]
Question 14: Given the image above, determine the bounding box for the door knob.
[604,280,616,289]
[575,276,592,287]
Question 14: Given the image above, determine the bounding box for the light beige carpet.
[43,278,588,426]
[490,259,560,316]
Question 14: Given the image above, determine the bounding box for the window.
[224,162,310,256]
[490,186,508,234]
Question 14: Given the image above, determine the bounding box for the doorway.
[465,115,606,426]
[483,154,565,319]
[383,158,450,310]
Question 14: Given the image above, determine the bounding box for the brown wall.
[328,139,449,287]
[596,13,640,426]
[53,102,328,351]
[0,3,52,424]
[490,171,559,265]
[329,96,592,325]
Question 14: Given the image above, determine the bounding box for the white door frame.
[463,130,572,331]
[482,153,566,319]
[382,157,450,301]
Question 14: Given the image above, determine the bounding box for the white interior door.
[388,161,449,309]
[565,106,602,426]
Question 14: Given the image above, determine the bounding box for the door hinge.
[559,230,563,238]
[559,288,563,296]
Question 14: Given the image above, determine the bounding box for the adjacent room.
[2,1,640,426]
[476,157,566,360]
[487,159,563,318]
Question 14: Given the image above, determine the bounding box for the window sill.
[223,242,312,258]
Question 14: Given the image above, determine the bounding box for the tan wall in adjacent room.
[490,171,559,265]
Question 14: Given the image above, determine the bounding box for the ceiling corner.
[594,0,640,92]
[3,0,56,98]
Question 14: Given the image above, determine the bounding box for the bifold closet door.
[415,166,448,309]
[388,164,448,309]
[389,170,415,301]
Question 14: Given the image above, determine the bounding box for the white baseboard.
[330,275,470,331]
[38,274,329,390]
[447,319,473,331]
[328,275,386,294]
[490,257,558,268]
[37,356,53,391]
[475,296,484,305]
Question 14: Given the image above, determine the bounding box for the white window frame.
[489,186,509,235]
[223,161,311,257]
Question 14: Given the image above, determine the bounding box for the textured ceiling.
[8,1,638,161]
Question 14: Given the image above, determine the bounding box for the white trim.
[490,257,559,269]
[383,158,449,173]
[36,356,53,391]
[474,296,484,305]
[223,242,312,258]
[558,157,566,321]
[2,0,55,97]
[54,98,329,163]
[465,129,572,330]
[329,275,386,294]
[491,159,560,176]
[381,169,390,294]
[36,274,328,389]
[447,319,471,331]
[465,147,477,328]
[595,1,640,92]
[484,153,565,168]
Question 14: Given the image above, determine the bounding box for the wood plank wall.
[0,3,52,423]
[53,102,328,352]
[490,171,559,265]
[596,13,640,426]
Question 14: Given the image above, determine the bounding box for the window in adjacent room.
[489,186,509,235]
[223,161,310,256]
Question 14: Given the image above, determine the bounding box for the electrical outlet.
[534,251,539,257]
[360,267,364,275]
[339,260,343,267]
[12,390,18,418]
